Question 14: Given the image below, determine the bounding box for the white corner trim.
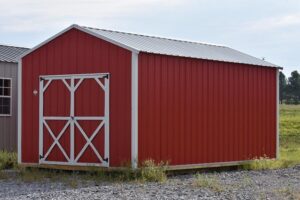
[276,69,280,159]
[17,60,22,163]
[131,52,139,169]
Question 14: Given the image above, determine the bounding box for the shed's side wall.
[21,29,132,167]
[138,53,277,166]
[0,62,18,152]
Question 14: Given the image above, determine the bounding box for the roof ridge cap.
[81,26,227,48]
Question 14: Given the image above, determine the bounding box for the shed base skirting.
[167,160,256,171]
[19,159,273,171]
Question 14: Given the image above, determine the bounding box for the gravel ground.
[0,165,300,200]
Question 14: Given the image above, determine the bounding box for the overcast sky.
[0,0,299,75]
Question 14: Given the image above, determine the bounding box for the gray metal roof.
[82,26,278,68]
[0,44,29,63]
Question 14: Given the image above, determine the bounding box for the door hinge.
[39,155,44,159]
[103,157,109,163]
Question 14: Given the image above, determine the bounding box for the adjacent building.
[0,44,28,151]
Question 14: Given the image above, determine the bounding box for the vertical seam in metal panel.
[17,60,22,163]
[131,52,139,169]
[276,69,279,159]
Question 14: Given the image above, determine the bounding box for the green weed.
[0,151,17,170]
[16,159,168,184]
[140,159,168,182]
[194,173,224,192]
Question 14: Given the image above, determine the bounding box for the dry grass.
[280,104,300,136]
[140,159,168,182]
[194,174,224,192]
[13,159,168,184]
[0,151,17,170]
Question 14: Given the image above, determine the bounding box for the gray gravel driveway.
[0,165,299,200]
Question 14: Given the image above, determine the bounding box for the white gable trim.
[18,24,138,60]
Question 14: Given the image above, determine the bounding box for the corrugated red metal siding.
[21,28,132,167]
[138,52,277,165]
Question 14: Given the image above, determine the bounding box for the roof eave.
[139,50,282,69]
[0,60,18,63]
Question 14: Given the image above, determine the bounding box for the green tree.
[279,71,287,104]
[286,70,300,104]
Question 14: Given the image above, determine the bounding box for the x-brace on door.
[39,73,110,167]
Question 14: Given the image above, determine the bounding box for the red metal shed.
[18,24,281,169]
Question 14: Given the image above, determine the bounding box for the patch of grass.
[276,187,300,200]
[241,156,289,170]
[15,159,168,184]
[18,167,131,183]
[280,135,300,167]
[83,167,138,182]
[279,104,300,167]
[19,167,63,182]
[140,159,168,182]
[236,175,253,188]
[280,104,300,136]
[0,151,17,170]
[194,174,224,192]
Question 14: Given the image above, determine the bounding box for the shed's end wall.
[21,28,132,167]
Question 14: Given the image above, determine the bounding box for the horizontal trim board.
[167,160,258,171]
[40,161,105,167]
[40,73,109,79]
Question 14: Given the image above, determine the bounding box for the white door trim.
[39,73,110,167]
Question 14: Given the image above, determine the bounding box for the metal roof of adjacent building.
[0,44,29,63]
[82,25,279,68]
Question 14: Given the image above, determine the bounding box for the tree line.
[279,70,300,104]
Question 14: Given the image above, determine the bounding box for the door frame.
[38,73,110,167]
